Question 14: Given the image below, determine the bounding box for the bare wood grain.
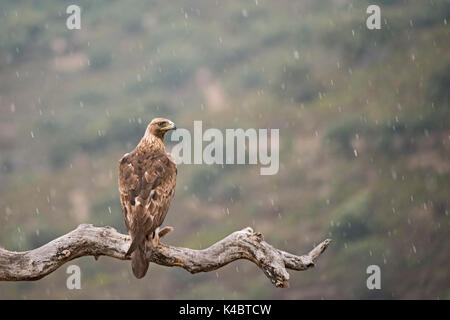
[0,224,331,287]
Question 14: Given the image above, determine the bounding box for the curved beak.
[162,120,176,131]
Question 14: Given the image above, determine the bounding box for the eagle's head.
[145,117,177,139]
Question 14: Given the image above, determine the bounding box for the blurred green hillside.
[0,0,449,299]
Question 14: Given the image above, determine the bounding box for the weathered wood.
[0,224,331,288]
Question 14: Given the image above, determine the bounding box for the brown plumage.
[118,117,177,278]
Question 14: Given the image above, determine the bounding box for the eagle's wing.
[119,151,177,254]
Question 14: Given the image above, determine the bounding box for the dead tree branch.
[0,224,331,288]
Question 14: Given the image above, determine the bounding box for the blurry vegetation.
[0,0,449,299]
[88,49,112,70]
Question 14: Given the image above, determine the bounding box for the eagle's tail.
[126,235,141,256]
[131,243,150,279]
[127,233,151,279]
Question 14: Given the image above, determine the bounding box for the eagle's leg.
[151,227,161,247]
[158,226,174,238]
[151,226,174,247]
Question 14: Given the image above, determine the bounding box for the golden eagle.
[119,118,177,278]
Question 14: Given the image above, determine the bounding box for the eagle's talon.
[158,226,174,238]
[152,227,161,247]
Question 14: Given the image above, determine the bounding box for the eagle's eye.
[158,122,166,127]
